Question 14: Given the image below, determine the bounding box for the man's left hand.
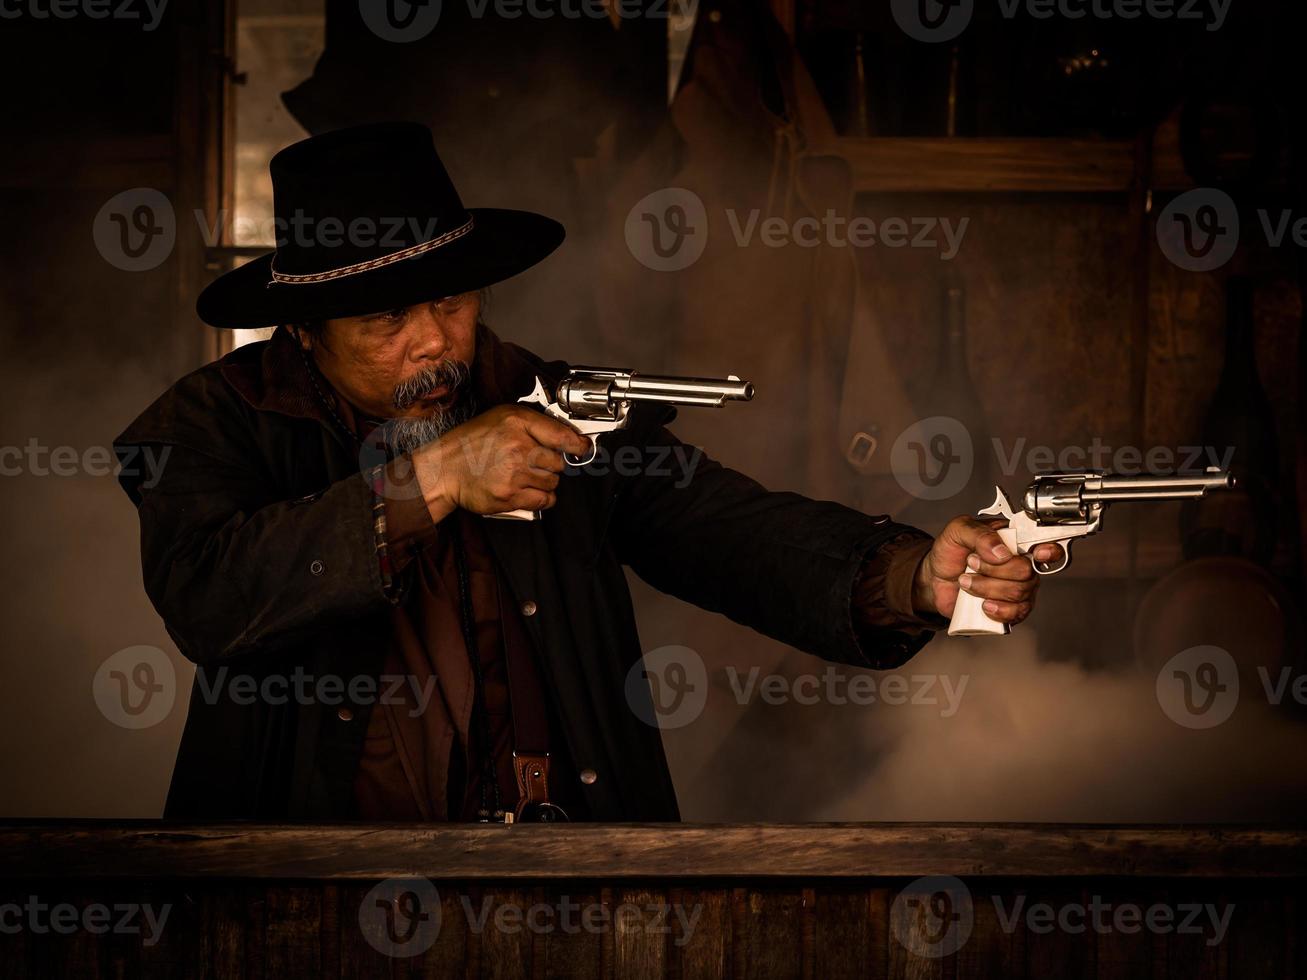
[912,516,1064,626]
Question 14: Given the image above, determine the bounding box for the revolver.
[488,367,755,521]
[949,468,1234,636]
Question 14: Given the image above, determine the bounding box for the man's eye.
[376,309,406,324]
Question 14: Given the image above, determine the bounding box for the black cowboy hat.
[196,121,565,330]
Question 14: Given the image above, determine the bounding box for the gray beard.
[381,396,477,456]
[382,356,476,455]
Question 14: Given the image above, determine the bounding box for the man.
[115,123,1053,822]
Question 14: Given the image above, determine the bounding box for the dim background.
[1,0,1304,822]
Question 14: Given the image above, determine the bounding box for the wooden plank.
[479,886,534,980]
[0,885,32,980]
[612,886,666,980]
[734,887,804,980]
[4,878,1304,980]
[337,882,394,980]
[543,885,603,980]
[956,883,1024,980]
[1226,883,1288,979]
[791,136,1189,194]
[1021,886,1094,980]
[887,878,963,980]
[812,885,872,980]
[1163,883,1222,980]
[135,882,197,980]
[319,885,339,980]
[427,886,472,980]
[869,887,892,980]
[3,824,1305,880]
[1092,883,1163,980]
[196,884,249,980]
[51,888,103,980]
[264,885,322,977]
[837,138,1138,194]
[672,888,728,980]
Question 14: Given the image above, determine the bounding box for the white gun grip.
[947,526,1020,637]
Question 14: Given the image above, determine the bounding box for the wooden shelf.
[828,136,1143,194]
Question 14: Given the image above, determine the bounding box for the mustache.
[391,359,471,411]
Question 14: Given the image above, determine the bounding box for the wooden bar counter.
[1,822,1303,978]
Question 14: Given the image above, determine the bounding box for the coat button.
[310,559,325,576]
[579,769,597,785]
[337,707,354,722]
[520,600,538,617]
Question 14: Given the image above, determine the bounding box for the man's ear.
[291,324,312,351]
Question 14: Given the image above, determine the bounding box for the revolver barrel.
[556,369,755,417]
[620,374,755,403]
[1023,468,1234,521]
[1084,470,1235,502]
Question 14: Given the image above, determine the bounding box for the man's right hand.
[410,404,592,522]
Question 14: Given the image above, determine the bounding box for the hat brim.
[196,208,564,330]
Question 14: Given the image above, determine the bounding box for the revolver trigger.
[1032,539,1072,575]
[566,442,599,467]
[977,486,1015,520]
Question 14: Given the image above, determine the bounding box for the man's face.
[300,291,479,435]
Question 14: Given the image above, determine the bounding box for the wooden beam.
[1,823,1304,880]
[836,137,1139,194]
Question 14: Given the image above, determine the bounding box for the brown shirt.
[351,504,571,821]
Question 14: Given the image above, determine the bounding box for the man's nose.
[408,302,451,361]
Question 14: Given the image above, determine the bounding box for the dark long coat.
[114,325,931,821]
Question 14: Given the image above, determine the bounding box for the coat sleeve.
[608,423,937,670]
[115,392,392,667]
